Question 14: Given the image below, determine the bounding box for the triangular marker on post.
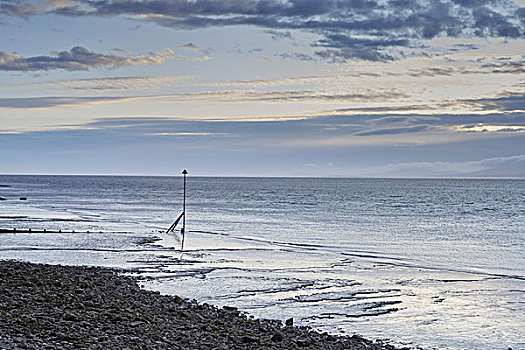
[165,169,188,253]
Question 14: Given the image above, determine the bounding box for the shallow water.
[1,175,524,349]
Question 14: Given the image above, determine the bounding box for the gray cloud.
[0,87,408,111]
[0,96,128,109]
[2,0,523,61]
[359,155,525,177]
[353,125,431,136]
[50,75,191,92]
[0,46,174,71]
[0,1,39,19]
[180,42,199,51]
[278,52,316,61]
[315,48,395,62]
[315,34,410,51]
[252,89,409,102]
[482,59,525,74]
[462,93,525,112]
[263,29,293,40]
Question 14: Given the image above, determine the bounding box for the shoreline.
[0,260,403,350]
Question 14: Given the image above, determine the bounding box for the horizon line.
[1,173,524,180]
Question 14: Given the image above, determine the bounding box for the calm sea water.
[1,175,524,349]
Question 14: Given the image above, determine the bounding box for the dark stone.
[271,331,283,342]
[285,317,294,327]
[0,197,6,200]
[19,197,27,200]
[63,312,78,322]
[297,339,309,347]
[241,335,257,343]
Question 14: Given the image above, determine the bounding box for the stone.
[64,312,78,322]
[285,317,294,327]
[271,331,284,342]
[241,335,257,343]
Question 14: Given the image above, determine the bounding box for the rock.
[64,312,78,321]
[285,317,294,327]
[271,331,284,342]
[129,321,144,328]
[297,339,309,347]
[241,335,257,344]
[0,197,6,200]
[19,197,27,200]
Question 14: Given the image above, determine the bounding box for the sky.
[0,0,524,177]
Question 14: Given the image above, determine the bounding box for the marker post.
[181,169,187,252]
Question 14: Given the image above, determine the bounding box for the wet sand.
[0,260,402,349]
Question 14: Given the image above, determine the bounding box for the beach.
[0,260,401,350]
[1,176,524,349]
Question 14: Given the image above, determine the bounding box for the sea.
[0,175,523,350]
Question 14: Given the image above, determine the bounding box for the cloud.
[0,87,408,113]
[315,34,409,52]
[0,88,400,111]
[455,124,525,132]
[0,46,174,71]
[180,42,199,52]
[0,1,39,19]
[482,59,525,74]
[112,48,133,55]
[276,96,525,147]
[176,54,211,62]
[311,90,525,117]
[49,75,192,92]
[463,92,525,112]
[0,96,129,109]
[146,132,232,137]
[353,125,431,136]
[358,155,525,177]
[315,48,395,62]
[278,52,316,61]
[263,29,293,40]
[2,0,523,61]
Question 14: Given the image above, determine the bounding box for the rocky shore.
[0,260,402,349]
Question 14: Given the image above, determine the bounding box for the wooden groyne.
[0,228,126,234]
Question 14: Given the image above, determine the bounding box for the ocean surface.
[0,175,524,349]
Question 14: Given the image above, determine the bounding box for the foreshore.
[0,260,402,350]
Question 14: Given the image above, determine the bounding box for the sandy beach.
[0,260,401,350]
